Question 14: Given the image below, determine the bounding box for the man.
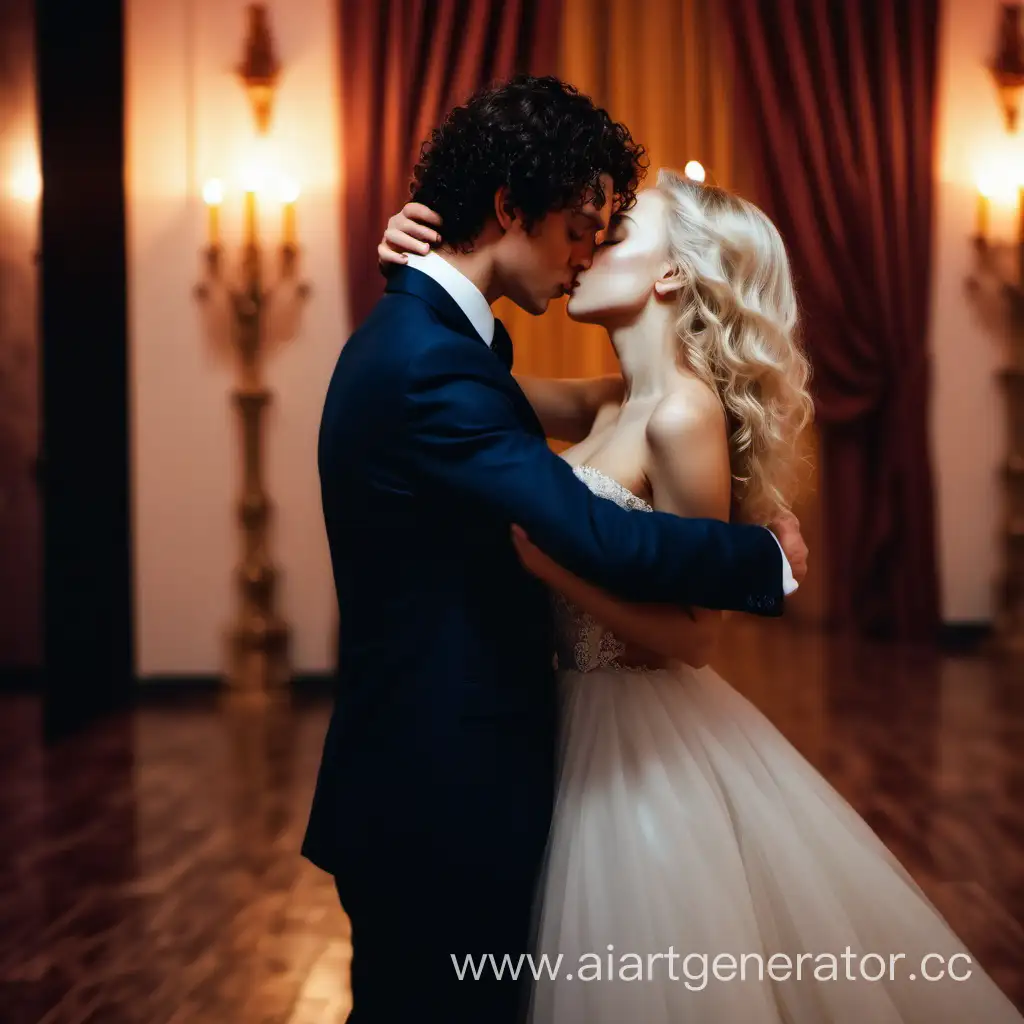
[304,75,806,1024]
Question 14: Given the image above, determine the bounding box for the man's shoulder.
[352,292,489,363]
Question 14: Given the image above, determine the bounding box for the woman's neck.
[608,302,687,403]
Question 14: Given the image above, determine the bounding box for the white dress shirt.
[405,250,798,595]
[406,251,495,344]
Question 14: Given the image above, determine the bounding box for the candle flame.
[202,178,224,205]
[975,161,1018,202]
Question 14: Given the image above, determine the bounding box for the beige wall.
[929,0,1017,623]
[127,0,347,676]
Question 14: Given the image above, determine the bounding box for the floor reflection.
[0,690,351,1024]
[0,620,1022,1021]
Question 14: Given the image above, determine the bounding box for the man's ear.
[494,187,517,231]
[654,262,684,299]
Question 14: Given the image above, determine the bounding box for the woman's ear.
[653,262,684,298]
[494,187,517,231]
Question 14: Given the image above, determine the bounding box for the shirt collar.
[405,250,494,345]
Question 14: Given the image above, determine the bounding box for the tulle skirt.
[527,663,1022,1023]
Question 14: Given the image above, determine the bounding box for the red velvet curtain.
[336,0,561,329]
[725,0,942,642]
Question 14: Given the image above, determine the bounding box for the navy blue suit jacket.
[302,266,783,883]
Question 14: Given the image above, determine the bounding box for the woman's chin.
[565,296,599,324]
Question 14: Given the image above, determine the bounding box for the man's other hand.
[769,512,808,584]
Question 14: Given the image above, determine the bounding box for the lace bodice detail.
[553,466,654,673]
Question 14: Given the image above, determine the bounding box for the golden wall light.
[989,3,1024,132]
[193,5,310,696]
[966,2,1024,653]
[237,4,281,136]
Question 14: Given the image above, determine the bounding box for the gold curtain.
[499,5,827,626]
[495,0,738,381]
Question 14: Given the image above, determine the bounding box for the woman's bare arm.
[511,384,731,667]
[513,374,624,443]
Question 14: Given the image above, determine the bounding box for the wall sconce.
[990,3,1024,131]
[195,5,309,697]
[237,3,281,136]
[967,5,1024,655]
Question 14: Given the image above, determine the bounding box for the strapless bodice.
[552,466,656,674]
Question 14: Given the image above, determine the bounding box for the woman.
[380,171,1022,1021]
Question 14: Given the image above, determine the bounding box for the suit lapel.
[385,266,486,347]
[386,266,546,439]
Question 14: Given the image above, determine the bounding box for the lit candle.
[279,176,300,246]
[202,178,224,246]
[244,189,257,246]
[684,160,706,183]
[976,175,994,240]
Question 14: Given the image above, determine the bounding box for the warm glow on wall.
[277,175,300,204]
[239,163,269,195]
[234,133,279,196]
[8,153,41,203]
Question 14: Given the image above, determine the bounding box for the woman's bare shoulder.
[646,376,726,447]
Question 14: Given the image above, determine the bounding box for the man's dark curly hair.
[410,74,647,251]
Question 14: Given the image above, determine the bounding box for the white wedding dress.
[527,465,1022,1023]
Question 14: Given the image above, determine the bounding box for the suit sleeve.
[401,340,783,614]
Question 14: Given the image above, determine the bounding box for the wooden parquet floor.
[1,619,1022,1022]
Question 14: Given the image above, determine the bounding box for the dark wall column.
[0,0,42,688]
[36,0,134,737]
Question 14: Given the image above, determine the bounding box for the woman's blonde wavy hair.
[655,168,813,524]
